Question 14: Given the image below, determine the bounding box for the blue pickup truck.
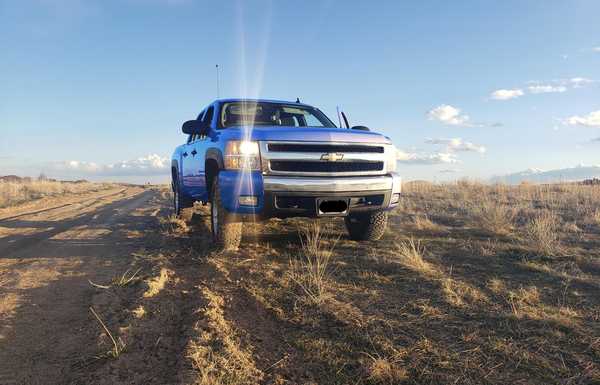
[171,99,401,250]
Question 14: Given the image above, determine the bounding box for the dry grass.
[525,210,563,257]
[89,268,142,289]
[186,287,262,384]
[12,182,599,384]
[288,221,338,304]
[412,215,445,232]
[160,214,189,233]
[393,238,439,276]
[471,198,515,235]
[0,179,113,208]
[89,306,126,359]
[364,354,408,384]
[143,268,171,298]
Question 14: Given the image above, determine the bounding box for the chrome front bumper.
[263,173,401,196]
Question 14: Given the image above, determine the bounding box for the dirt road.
[0,187,166,384]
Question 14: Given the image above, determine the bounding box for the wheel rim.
[174,188,179,214]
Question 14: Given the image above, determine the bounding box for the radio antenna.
[215,64,220,98]
[336,106,343,128]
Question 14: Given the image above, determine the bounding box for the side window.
[202,106,214,127]
[304,114,323,127]
[195,106,213,140]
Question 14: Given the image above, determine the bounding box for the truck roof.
[214,98,314,108]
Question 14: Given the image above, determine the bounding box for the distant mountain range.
[491,165,600,184]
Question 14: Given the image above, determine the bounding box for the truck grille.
[260,141,390,177]
[267,143,384,153]
[270,161,383,173]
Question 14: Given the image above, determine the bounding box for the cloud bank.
[491,78,594,101]
[527,85,567,94]
[425,138,486,153]
[490,89,524,100]
[563,110,600,127]
[47,154,170,177]
[396,149,458,165]
[427,105,470,126]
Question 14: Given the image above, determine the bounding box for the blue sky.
[1,0,599,182]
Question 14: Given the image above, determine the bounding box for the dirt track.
[0,187,167,384]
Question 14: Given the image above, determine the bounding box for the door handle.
[182,152,188,157]
[191,149,197,156]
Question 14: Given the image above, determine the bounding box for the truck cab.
[172,99,401,250]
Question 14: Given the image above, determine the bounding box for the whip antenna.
[215,64,220,98]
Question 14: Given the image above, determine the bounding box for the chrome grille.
[267,143,384,153]
[260,141,390,177]
[270,160,384,173]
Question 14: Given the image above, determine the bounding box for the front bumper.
[218,171,401,219]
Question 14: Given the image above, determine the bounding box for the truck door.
[183,106,214,201]
[181,109,205,198]
[191,105,215,201]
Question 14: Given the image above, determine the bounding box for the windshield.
[219,102,336,128]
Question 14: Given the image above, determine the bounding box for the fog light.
[391,193,400,204]
[238,195,258,206]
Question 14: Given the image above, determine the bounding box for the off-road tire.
[173,178,194,222]
[210,176,242,251]
[344,210,388,241]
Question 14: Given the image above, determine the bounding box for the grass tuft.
[288,221,338,305]
[394,238,439,277]
[472,198,515,235]
[525,210,563,257]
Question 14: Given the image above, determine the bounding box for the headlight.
[386,144,397,173]
[224,141,260,170]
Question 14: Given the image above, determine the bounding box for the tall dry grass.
[289,221,339,304]
[525,210,563,257]
[0,180,113,208]
[471,198,515,235]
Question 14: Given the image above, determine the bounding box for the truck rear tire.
[173,178,193,222]
[210,176,242,251]
[344,210,388,241]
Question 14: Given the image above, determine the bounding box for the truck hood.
[219,126,392,144]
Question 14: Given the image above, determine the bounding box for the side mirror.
[182,120,208,135]
[351,125,370,131]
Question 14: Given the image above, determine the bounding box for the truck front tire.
[210,176,242,251]
[344,210,388,241]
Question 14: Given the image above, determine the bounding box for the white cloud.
[48,154,169,176]
[439,168,460,174]
[593,47,600,53]
[563,110,600,127]
[427,105,470,126]
[425,138,486,153]
[490,89,524,100]
[396,149,458,165]
[568,77,594,88]
[527,85,567,94]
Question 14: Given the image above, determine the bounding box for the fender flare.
[205,148,224,193]
[205,148,224,169]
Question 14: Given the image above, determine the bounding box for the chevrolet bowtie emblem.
[321,153,344,162]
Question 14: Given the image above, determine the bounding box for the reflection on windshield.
[220,102,336,128]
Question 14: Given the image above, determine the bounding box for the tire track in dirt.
[0,187,162,385]
[0,188,129,221]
